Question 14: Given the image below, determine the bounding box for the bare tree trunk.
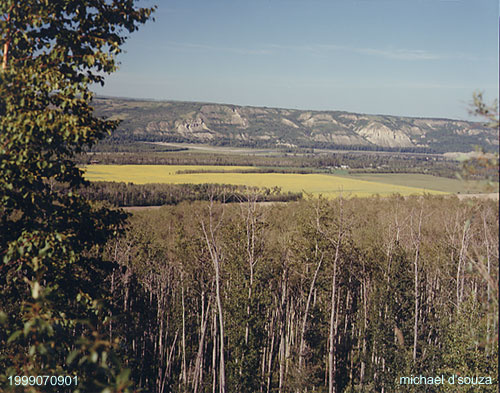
[278,270,288,393]
[360,275,368,386]
[482,212,492,354]
[299,252,324,372]
[157,272,168,393]
[193,295,211,393]
[412,203,423,362]
[243,196,258,345]
[278,324,286,393]
[2,39,9,70]
[314,198,346,393]
[202,198,226,393]
[333,285,340,387]
[267,310,276,393]
[285,299,294,378]
[456,218,469,313]
[2,6,13,70]
[181,284,187,386]
[166,331,179,381]
[261,343,266,393]
[328,244,340,393]
[215,276,225,393]
[212,308,217,393]
[239,195,260,376]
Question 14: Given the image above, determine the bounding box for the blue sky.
[93,0,499,120]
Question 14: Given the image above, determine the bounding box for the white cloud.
[163,42,272,56]
[351,47,442,60]
[158,41,478,62]
[270,43,444,60]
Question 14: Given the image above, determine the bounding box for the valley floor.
[83,164,497,198]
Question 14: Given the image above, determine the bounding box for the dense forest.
[101,195,498,393]
[78,181,302,206]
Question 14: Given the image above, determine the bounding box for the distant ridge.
[93,96,498,153]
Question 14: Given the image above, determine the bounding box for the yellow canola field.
[84,165,449,198]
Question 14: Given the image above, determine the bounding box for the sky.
[92,0,499,120]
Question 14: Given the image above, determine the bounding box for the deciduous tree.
[0,1,154,391]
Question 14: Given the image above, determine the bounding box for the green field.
[84,165,453,198]
[341,173,498,194]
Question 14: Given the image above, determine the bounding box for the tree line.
[102,195,498,393]
[78,151,466,179]
[102,126,493,154]
[90,142,188,153]
[75,181,302,207]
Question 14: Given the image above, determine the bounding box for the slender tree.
[201,197,227,393]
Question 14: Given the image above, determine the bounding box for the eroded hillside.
[94,97,498,152]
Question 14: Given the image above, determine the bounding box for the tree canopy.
[0,1,154,391]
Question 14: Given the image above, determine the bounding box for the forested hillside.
[103,196,498,392]
[93,96,499,153]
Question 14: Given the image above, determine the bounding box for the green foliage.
[0,1,153,391]
[77,181,302,207]
[470,91,499,130]
[439,297,498,392]
[460,92,499,185]
[368,247,414,390]
[108,196,497,392]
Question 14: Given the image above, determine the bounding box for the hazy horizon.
[92,0,499,121]
[94,93,492,123]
